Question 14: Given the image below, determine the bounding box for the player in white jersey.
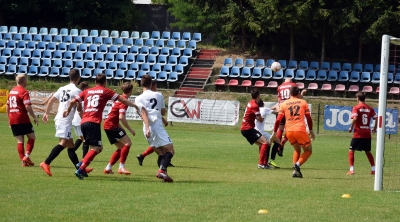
[135,74,175,182]
[39,69,92,177]
[71,82,89,158]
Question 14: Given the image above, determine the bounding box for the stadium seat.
[19,57,30,67]
[28,66,38,76]
[37,42,46,51]
[272,69,283,79]
[389,64,396,73]
[171,47,180,57]
[215,78,226,86]
[160,47,169,56]
[115,53,125,63]
[141,32,150,39]
[104,37,113,47]
[42,35,52,44]
[251,67,262,79]
[157,55,167,65]
[12,49,22,57]
[342,63,352,72]
[335,84,346,92]
[394,73,400,84]
[30,58,41,67]
[245,59,255,68]
[229,67,241,78]
[167,39,176,49]
[108,62,118,71]
[168,56,178,66]
[353,63,363,72]
[99,44,108,53]
[288,60,297,69]
[321,83,332,91]
[100,30,109,38]
[53,59,62,68]
[59,28,68,36]
[125,70,136,80]
[192,33,201,42]
[9,57,18,66]
[68,43,77,52]
[305,70,316,81]
[83,36,93,46]
[23,34,33,42]
[360,72,371,82]
[151,31,160,40]
[124,38,133,47]
[136,54,146,64]
[84,52,94,62]
[42,50,52,60]
[284,69,295,79]
[13,33,23,42]
[48,28,58,36]
[2,48,12,58]
[38,27,48,35]
[219,66,230,77]
[21,49,31,58]
[93,69,103,78]
[177,40,186,49]
[114,69,125,80]
[320,61,330,71]
[327,71,338,81]
[47,42,57,52]
[254,80,265,88]
[240,67,252,78]
[58,43,67,52]
[53,35,62,45]
[161,31,170,40]
[147,54,157,65]
[135,38,144,48]
[148,71,157,80]
[7,40,16,49]
[114,38,123,46]
[0,40,5,50]
[234,58,244,67]
[388,73,394,83]
[64,60,73,69]
[167,72,178,82]
[155,39,164,49]
[389,87,400,94]
[187,40,197,50]
[0,25,7,34]
[362,85,373,93]
[375,64,381,72]
[307,83,318,90]
[26,41,35,51]
[152,63,162,73]
[38,66,49,76]
[79,68,91,78]
[364,64,374,73]
[262,68,273,79]
[241,80,252,87]
[29,27,38,35]
[149,47,159,56]
[182,32,191,41]
[348,85,359,92]
[376,86,380,93]
[349,71,360,82]
[75,60,84,69]
[316,70,327,81]
[94,37,103,45]
[163,64,173,73]
[171,32,181,40]
[60,67,70,77]
[228,79,239,86]
[86,61,96,70]
[296,82,304,89]
[94,53,105,62]
[19,26,28,34]
[131,31,140,39]
[105,69,114,79]
[109,45,118,54]
[105,53,115,63]
[298,61,308,70]
[118,62,128,71]
[0,64,5,74]
[9,26,17,34]
[308,61,319,71]
[110,30,119,38]
[3,33,12,41]
[17,65,28,74]
[156,71,167,81]
[255,59,265,68]
[278,60,287,70]
[331,62,341,71]
[179,56,189,66]
[126,54,135,63]
[338,71,349,82]
[78,44,87,53]
[73,51,84,61]
[266,81,278,88]
[182,48,192,58]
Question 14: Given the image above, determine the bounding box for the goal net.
[375,35,400,191]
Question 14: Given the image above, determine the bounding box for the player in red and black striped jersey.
[6,74,38,167]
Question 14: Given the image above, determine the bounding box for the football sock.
[119,163,125,169]
[120,145,130,164]
[110,149,121,166]
[371,166,376,171]
[348,150,355,168]
[298,150,312,165]
[259,144,268,165]
[157,155,164,167]
[281,135,288,146]
[26,138,35,155]
[276,129,283,142]
[350,166,354,172]
[73,139,83,151]
[80,149,98,169]
[105,164,113,171]
[271,142,279,160]
[366,152,375,167]
[293,149,301,165]
[82,143,89,158]
[160,152,173,171]
[67,148,79,166]
[17,143,24,160]
[44,144,64,165]
[142,146,154,157]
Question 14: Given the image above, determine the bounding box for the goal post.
[374,34,400,191]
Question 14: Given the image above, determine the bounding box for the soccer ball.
[271,62,282,72]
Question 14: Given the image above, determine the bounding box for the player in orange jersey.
[271,86,315,178]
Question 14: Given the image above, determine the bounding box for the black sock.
[67,148,80,167]
[82,142,89,158]
[160,152,173,171]
[271,142,279,160]
[74,139,83,151]
[157,155,164,167]
[44,144,64,165]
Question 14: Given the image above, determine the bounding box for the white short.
[143,120,172,148]
[55,119,72,139]
[262,132,271,143]
[73,125,83,137]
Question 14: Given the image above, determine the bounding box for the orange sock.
[293,150,301,165]
[298,150,312,165]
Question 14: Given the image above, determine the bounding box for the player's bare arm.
[76,102,83,118]
[140,107,151,138]
[42,96,57,124]
[348,117,357,133]
[255,114,264,122]
[63,98,78,117]
[117,96,141,116]
[305,113,315,140]
[119,113,136,136]
[26,104,38,126]
[372,117,377,134]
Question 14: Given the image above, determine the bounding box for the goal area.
[374,35,400,191]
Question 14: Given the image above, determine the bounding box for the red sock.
[366,152,375,167]
[259,144,268,165]
[348,151,354,167]
[142,146,154,157]
[80,149,98,169]
[26,139,35,155]
[120,145,130,164]
[276,129,283,142]
[17,143,24,160]
[109,149,121,165]
[281,135,288,146]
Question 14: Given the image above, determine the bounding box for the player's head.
[356,91,366,102]
[95,73,107,86]
[121,82,133,96]
[69,69,80,83]
[258,98,264,107]
[16,74,27,87]
[290,86,300,97]
[251,89,260,100]
[284,78,292,83]
[79,81,89,91]
[141,74,152,88]
[151,80,157,91]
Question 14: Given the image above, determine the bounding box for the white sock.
[119,163,125,169]
[105,164,112,170]
[296,162,300,167]
[371,166,375,171]
[350,166,354,171]
[25,154,30,157]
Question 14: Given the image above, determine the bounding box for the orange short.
[285,131,311,148]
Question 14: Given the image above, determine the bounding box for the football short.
[81,122,102,146]
[261,132,271,142]
[144,120,172,148]
[10,123,34,137]
[349,138,372,152]
[73,125,83,137]
[55,119,72,139]
[241,128,262,145]
[285,131,311,148]
[105,128,127,145]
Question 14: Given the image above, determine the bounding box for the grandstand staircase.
[173,49,220,98]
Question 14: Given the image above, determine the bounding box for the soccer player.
[135,74,175,182]
[72,81,90,158]
[103,82,137,175]
[40,69,91,176]
[6,74,38,167]
[240,89,272,169]
[271,86,315,178]
[347,92,377,175]
[63,73,150,180]
[136,80,174,167]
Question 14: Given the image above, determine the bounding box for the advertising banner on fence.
[102,96,142,120]
[0,89,9,113]
[324,105,398,134]
[30,91,58,115]
[167,97,240,125]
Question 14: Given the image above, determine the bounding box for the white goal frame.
[374,35,400,191]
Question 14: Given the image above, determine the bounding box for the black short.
[105,128,126,145]
[241,129,262,145]
[10,123,34,137]
[81,122,102,146]
[349,138,372,152]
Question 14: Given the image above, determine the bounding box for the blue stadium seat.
[360,72,371,83]
[115,53,125,63]
[240,67,251,78]
[124,38,133,47]
[126,54,135,63]
[7,40,16,49]
[167,40,176,49]
[129,45,139,55]
[375,64,380,72]
[78,44,87,52]
[149,47,159,56]
[224,58,233,68]
[182,32,191,41]
[245,59,254,68]
[294,69,305,80]
[23,34,33,42]
[298,61,308,70]
[114,38,123,46]
[168,56,178,66]
[42,50,52,60]
[54,35,62,45]
[262,68,273,79]
[9,57,18,66]
[58,42,67,52]
[316,70,327,81]
[105,53,115,63]
[114,69,125,80]
[160,47,170,56]
[305,70,316,81]
[192,33,201,42]
[49,67,60,77]
[135,38,144,48]
[19,26,28,34]
[141,32,150,39]
[60,28,68,36]
[251,67,262,79]
[342,63,352,72]
[47,42,57,52]
[119,45,128,55]
[100,30,109,38]
[152,63,162,73]
[39,27,48,35]
[129,63,139,72]
[131,31,140,39]
[187,40,197,50]
[320,62,330,71]
[219,66,230,77]
[272,69,284,79]
[168,72,178,82]
[70,29,78,37]
[136,70,146,81]
[17,65,28,74]
[288,60,297,69]
[30,58,41,67]
[9,26,18,34]
[110,30,119,38]
[177,40,186,49]
[37,42,46,51]
[53,59,62,68]
[0,56,6,65]
[157,71,167,81]
[120,31,129,39]
[125,70,136,80]
[0,64,6,74]
[13,33,23,42]
[63,35,73,44]
[75,60,84,69]
[60,67,70,77]
[0,25,7,34]
[394,73,400,84]
[338,71,349,82]
[161,31,170,40]
[67,43,77,52]
[104,37,113,47]
[309,61,319,70]
[83,36,93,46]
[331,62,341,71]
[364,64,374,73]
[255,59,265,68]
[29,27,38,35]
[229,66,240,78]
[174,64,184,75]
[118,62,128,71]
[349,71,360,82]
[64,60,73,69]
[157,55,167,65]
[21,49,31,58]
[151,31,160,40]
[28,66,38,76]
[171,47,180,57]
[179,56,189,67]
[38,66,49,76]
[88,30,98,38]
[155,39,164,49]
[26,41,36,51]
[49,28,58,36]
[327,71,338,81]
[147,71,157,80]
[353,63,363,72]
[234,58,244,67]
[93,69,104,78]
[105,69,114,79]
[99,44,108,53]
[0,40,5,50]
[109,45,118,55]
[52,50,63,60]
[73,51,84,61]
[94,37,103,45]
[2,48,12,58]
[43,35,52,43]
[88,44,98,53]
[278,60,287,70]
[145,39,154,47]
[141,63,151,72]
[147,54,157,65]
[3,33,12,41]
[136,54,146,64]
[171,32,180,40]
[94,52,105,62]
[86,61,96,70]
[389,64,395,73]
[139,46,149,56]
[12,49,22,57]
[284,69,295,79]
